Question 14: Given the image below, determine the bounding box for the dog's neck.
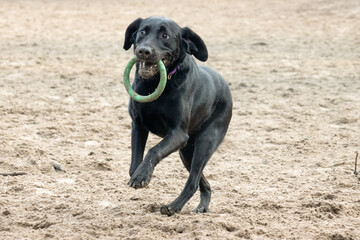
[167,65,181,80]
[166,59,190,89]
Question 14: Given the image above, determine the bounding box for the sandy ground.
[1,0,360,239]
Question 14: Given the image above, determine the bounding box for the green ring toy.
[123,56,167,103]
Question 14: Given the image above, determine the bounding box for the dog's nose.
[136,45,154,60]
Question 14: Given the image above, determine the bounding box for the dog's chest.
[139,106,170,137]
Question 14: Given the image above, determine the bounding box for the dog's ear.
[181,27,208,62]
[123,18,143,50]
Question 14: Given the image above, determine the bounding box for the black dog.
[123,16,232,216]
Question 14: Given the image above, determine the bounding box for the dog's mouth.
[138,58,171,79]
[138,61,159,79]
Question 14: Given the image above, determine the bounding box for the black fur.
[123,16,232,216]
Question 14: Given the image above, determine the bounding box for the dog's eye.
[140,30,146,35]
[162,33,170,39]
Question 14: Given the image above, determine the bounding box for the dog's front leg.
[129,121,149,177]
[128,128,189,189]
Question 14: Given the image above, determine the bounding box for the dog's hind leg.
[160,106,230,216]
[160,131,219,216]
[196,175,211,213]
[178,141,211,213]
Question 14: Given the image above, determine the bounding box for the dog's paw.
[160,205,179,216]
[127,164,152,189]
[194,204,209,213]
[127,178,149,189]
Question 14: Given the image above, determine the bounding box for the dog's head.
[123,17,208,79]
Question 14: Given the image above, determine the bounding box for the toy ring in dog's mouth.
[123,56,167,103]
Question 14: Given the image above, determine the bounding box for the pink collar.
[167,65,181,80]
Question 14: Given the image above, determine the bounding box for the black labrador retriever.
[123,16,232,216]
